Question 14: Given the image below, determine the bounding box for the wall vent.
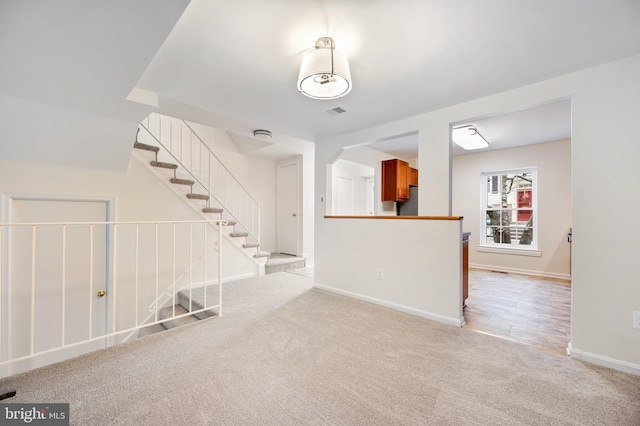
[325,106,347,116]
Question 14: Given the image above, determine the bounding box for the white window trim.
[477,245,542,257]
[479,167,539,253]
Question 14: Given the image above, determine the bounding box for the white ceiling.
[367,99,572,158]
[0,1,638,168]
[137,0,640,147]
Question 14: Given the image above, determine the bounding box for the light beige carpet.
[1,272,639,425]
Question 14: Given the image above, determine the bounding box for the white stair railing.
[146,243,219,316]
[0,219,224,377]
[139,113,261,245]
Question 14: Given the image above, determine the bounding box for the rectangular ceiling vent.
[325,106,347,116]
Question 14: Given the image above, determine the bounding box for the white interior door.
[277,163,299,255]
[334,177,354,215]
[5,199,108,376]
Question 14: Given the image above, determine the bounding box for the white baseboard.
[313,284,464,327]
[568,343,640,376]
[470,263,571,281]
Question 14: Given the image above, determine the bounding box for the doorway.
[329,159,374,216]
[1,197,111,376]
[277,162,300,255]
[452,99,573,354]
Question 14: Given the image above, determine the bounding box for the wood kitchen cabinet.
[381,159,409,201]
[462,232,470,309]
[409,167,418,187]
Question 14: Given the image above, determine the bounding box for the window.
[480,168,539,254]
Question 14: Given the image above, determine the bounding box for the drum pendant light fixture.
[297,37,352,100]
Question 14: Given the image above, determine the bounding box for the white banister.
[172,223,176,318]
[30,225,36,355]
[139,113,262,245]
[89,224,94,340]
[0,219,225,376]
[61,225,66,348]
[135,224,139,326]
[189,222,193,312]
[154,223,159,324]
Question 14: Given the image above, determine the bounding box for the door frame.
[0,193,115,375]
[276,161,301,256]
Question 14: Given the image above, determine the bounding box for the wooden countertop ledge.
[324,215,463,221]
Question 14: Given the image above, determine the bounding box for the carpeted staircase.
[137,289,217,338]
[136,256,309,339]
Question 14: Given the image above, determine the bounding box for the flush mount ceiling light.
[297,37,352,100]
[253,129,272,140]
[452,126,489,150]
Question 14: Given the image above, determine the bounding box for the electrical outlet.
[633,310,640,330]
[376,268,384,279]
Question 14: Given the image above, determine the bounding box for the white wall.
[0,94,141,171]
[316,55,640,374]
[315,218,463,325]
[302,152,315,262]
[452,140,572,278]
[315,139,465,327]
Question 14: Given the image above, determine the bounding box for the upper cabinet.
[409,167,418,187]
[382,159,410,202]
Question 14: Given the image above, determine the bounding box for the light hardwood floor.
[463,269,571,355]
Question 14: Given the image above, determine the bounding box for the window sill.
[477,245,542,257]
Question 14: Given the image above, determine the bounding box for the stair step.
[137,323,167,338]
[230,232,249,238]
[243,242,260,248]
[170,177,195,186]
[265,257,306,274]
[202,207,223,214]
[158,304,200,329]
[177,292,217,320]
[186,193,209,201]
[254,251,270,258]
[133,141,160,153]
[150,160,178,170]
[223,220,237,226]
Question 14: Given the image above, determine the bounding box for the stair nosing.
[186,193,209,200]
[202,208,223,213]
[170,178,195,186]
[150,160,178,170]
[133,141,160,153]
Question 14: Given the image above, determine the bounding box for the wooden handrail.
[324,215,463,221]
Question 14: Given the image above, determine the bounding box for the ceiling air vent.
[325,106,347,116]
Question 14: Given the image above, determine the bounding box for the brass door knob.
[292,213,297,217]
[97,290,106,297]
